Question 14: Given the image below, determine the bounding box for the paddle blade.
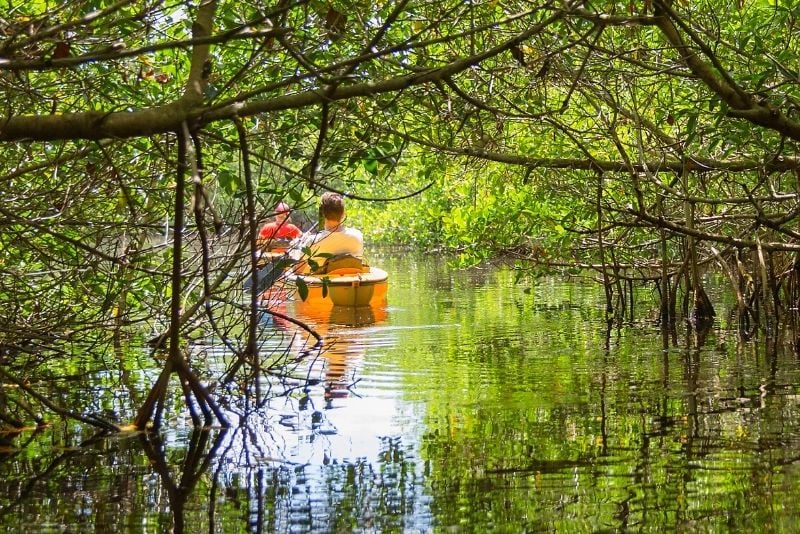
[245,256,296,294]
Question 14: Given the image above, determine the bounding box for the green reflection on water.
[3,251,800,532]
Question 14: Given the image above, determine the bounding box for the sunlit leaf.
[297,278,309,301]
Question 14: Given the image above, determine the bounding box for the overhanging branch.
[385,129,800,174]
[0,9,566,142]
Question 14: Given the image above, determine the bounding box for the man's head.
[275,201,290,222]
[320,192,345,222]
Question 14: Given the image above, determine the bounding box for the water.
[3,251,800,532]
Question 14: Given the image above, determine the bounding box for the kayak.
[256,251,284,268]
[256,238,292,268]
[287,266,389,308]
[291,300,389,326]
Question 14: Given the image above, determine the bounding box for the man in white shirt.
[291,192,363,272]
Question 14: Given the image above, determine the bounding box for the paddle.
[245,222,317,294]
[244,253,297,294]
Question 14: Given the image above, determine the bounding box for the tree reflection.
[139,429,227,533]
[0,429,110,523]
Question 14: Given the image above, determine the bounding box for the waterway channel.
[2,250,800,531]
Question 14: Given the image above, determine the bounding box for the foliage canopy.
[2,0,800,429]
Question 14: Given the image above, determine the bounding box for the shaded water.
[3,251,800,531]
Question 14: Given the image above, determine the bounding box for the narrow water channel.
[3,251,800,531]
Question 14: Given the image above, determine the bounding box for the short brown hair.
[320,192,345,222]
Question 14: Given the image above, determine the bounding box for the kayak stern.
[290,267,388,308]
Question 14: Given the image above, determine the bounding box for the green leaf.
[685,112,699,144]
[364,158,378,175]
[288,188,303,204]
[297,278,309,301]
[217,169,241,195]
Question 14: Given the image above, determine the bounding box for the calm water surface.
[3,251,800,532]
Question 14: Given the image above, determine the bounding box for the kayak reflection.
[293,299,388,326]
[288,300,388,401]
[257,290,389,402]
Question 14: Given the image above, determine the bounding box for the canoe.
[287,266,389,308]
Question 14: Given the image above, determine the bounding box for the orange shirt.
[258,221,302,241]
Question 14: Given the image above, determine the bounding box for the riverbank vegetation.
[2,0,800,431]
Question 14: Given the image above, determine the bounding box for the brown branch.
[183,0,218,104]
[626,206,800,253]
[652,0,800,141]
[0,9,567,141]
[219,117,260,385]
[0,23,285,71]
[0,0,137,56]
[383,128,800,174]
[0,366,120,432]
[262,307,322,342]
[653,0,750,108]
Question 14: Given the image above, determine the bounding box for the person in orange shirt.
[257,202,302,252]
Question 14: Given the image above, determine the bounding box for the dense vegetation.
[2,0,800,430]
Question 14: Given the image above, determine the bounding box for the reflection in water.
[139,429,226,533]
[0,429,102,522]
[290,301,389,401]
[6,254,800,531]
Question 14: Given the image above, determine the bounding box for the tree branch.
[0,9,567,141]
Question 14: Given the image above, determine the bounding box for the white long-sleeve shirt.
[290,226,364,267]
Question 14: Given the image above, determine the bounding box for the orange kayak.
[287,266,389,308]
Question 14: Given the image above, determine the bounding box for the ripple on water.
[10,256,800,533]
